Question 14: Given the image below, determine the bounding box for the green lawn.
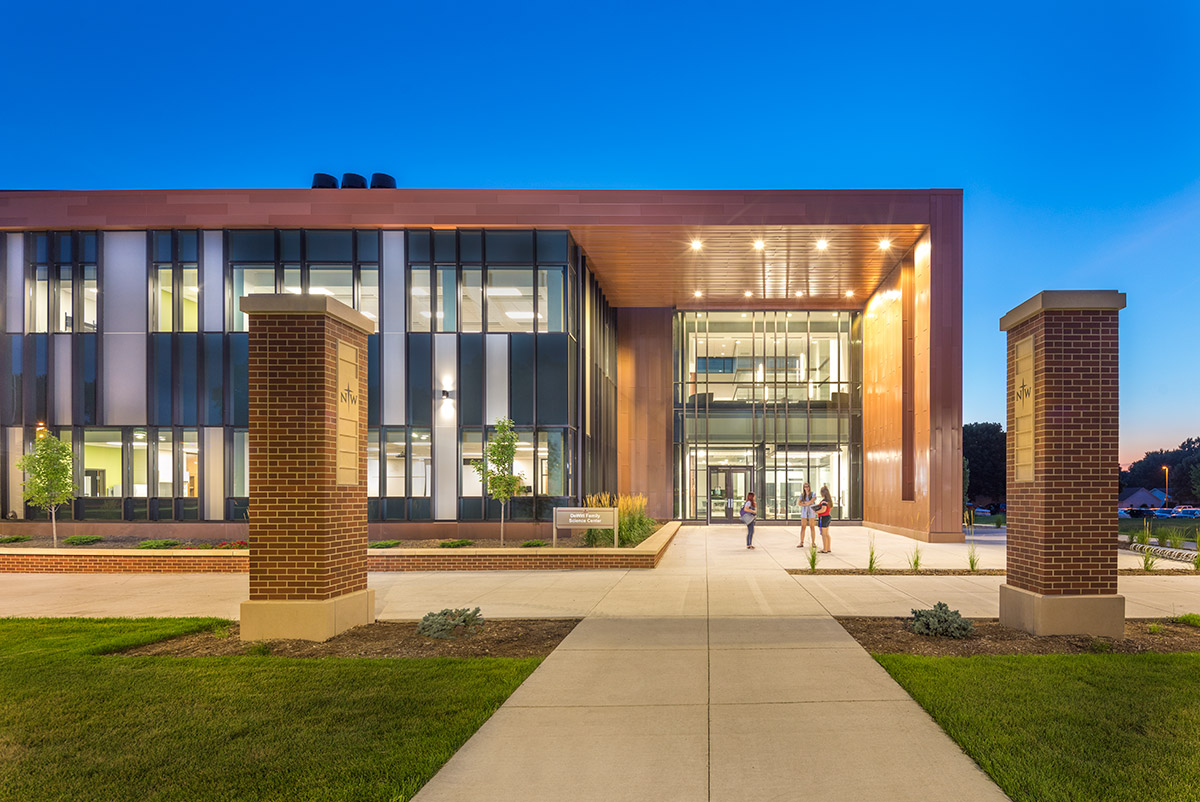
[0,618,540,802]
[1119,518,1198,540]
[877,652,1200,802]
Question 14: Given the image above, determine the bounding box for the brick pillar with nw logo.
[238,295,376,641]
[998,291,1126,637]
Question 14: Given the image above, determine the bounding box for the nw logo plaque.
[336,342,360,486]
[1013,337,1034,481]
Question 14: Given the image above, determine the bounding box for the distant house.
[1119,488,1163,509]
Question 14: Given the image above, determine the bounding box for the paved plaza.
[4,526,1198,800]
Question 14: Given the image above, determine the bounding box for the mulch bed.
[839,617,1200,657]
[115,619,581,659]
[787,568,1194,576]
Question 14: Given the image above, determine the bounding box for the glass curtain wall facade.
[673,310,863,522]
[0,228,617,525]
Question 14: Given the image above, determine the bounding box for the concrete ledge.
[999,583,1125,638]
[999,290,1126,331]
[861,521,964,543]
[239,293,376,333]
[240,588,376,642]
[0,522,682,573]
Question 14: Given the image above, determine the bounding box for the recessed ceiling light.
[816,239,828,250]
[741,313,747,318]
[753,240,765,250]
[693,290,703,298]
[794,290,803,298]
[691,239,703,251]
[744,291,752,297]
[845,290,855,298]
[879,239,891,249]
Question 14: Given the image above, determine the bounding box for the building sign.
[554,507,617,529]
[1013,336,1034,482]
[553,507,618,547]
[336,341,360,486]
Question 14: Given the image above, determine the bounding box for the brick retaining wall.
[0,522,681,574]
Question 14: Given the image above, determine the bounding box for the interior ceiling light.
[744,291,753,297]
[694,290,703,297]
[879,238,891,249]
[845,290,855,298]
[794,290,803,298]
[753,240,765,250]
[816,239,828,250]
[691,239,703,251]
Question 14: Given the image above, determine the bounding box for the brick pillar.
[239,295,376,641]
[998,290,1126,637]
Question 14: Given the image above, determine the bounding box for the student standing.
[814,486,834,553]
[796,482,816,547]
[741,492,757,549]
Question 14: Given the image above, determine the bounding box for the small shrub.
[1174,613,1200,628]
[908,545,922,572]
[866,535,878,574]
[1142,550,1158,571]
[806,544,820,572]
[63,535,104,546]
[1089,638,1113,654]
[244,642,272,657]
[994,513,1006,527]
[1147,623,1164,635]
[136,539,180,550]
[0,535,32,544]
[417,607,484,640]
[369,540,403,549]
[439,539,474,549]
[911,602,973,638]
[520,539,547,548]
[967,542,980,572]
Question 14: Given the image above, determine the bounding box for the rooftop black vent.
[341,173,367,189]
[370,172,396,189]
[311,172,338,189]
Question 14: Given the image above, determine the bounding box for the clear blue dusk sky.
[2,1,1197,466]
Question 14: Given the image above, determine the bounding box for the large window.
[27,232,97,333]
[405,230,574,336]
[151,231,199,332]
[673,310,862,521]
[228,230,380,332]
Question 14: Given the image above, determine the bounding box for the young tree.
[16,430,76,548]
[473,417,524,546]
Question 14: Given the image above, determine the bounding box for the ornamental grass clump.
[417,607,485,640]
[967,542,980,572]
[911,602,974,639]
[908,544,923,572]
[866,535,879,574]
[582,492,657,547]
[1142,550,1158,571]
[806,544,820,572]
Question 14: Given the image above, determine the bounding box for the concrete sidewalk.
[411,526,1009,801]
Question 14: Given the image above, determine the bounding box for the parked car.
[1172,508,1200,519]
[1154,508,1177,519]
[1117,508,1131,519]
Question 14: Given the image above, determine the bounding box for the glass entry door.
[708,468,751,524]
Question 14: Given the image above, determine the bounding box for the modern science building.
[0,185,963,541]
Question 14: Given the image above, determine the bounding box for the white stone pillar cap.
[239,294,376,334]
[999,290,1126,331]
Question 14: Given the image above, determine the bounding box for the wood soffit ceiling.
[570,224,927,309]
